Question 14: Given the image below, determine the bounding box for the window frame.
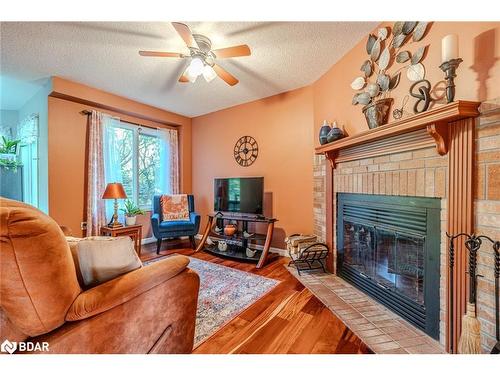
[108,120,165,211]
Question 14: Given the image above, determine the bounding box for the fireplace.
[337,193,441,339]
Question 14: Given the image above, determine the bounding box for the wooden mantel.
[317,100,481,353]
[315,101,480,167]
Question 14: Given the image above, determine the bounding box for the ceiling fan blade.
[212,45,251,58]
[139,51,182,58]
[178,62,191,83]
[212,64,239,86]
[179,73,189,83]
[171,22,197,49]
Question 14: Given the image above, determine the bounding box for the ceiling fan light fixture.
[187,56,204,77]
[202,65,217,82]
[139,22,251,87]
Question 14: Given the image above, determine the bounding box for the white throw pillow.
[67,236,142,288]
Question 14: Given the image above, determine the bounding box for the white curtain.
[86,110,107,236]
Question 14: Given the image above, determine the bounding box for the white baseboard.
[194,234,289,258]
[141,237,157,245]
[141,236,191,246]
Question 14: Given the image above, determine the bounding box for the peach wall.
[313,22,500,142]
[48,97,86,236]
[48,78,192,237]
[192,87,314,248]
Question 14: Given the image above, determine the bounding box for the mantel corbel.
[426,121,450,156]
[325,150,337,169]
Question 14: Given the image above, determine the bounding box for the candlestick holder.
[439,58,463,103]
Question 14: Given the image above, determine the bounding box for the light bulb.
[185,67,198,83]
[202,65,217,82]
[188,57,204,76]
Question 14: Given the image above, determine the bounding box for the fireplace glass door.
[337,193,440,339]
[343,223,425,305]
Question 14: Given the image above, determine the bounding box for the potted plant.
[0,136,22,171]
[120,199,145,226]
[351,22,431,128]
[0,135,23,201]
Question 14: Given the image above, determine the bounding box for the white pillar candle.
[442,34,459,63]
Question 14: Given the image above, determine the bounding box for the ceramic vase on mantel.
[326,121,344,143]
[318,120,331,145]
[362,98,393,129]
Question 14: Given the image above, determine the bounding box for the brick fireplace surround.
[311,100,500,353]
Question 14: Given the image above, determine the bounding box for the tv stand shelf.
[195,214,278,268]
[209,230,268,242]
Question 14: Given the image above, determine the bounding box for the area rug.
[146,256,279,347]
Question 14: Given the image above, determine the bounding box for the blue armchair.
[151,195,201,254]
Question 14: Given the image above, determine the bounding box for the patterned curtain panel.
[86,110,107,236]
[166,128,179,194]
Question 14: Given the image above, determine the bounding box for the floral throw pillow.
[160,194,190,222]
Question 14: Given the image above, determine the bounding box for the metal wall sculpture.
[351,22,432,127]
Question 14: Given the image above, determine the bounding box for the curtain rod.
[79,109,165,130]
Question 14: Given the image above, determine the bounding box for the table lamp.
[102,182,127,227]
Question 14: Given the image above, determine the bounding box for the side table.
[100,224,143,255]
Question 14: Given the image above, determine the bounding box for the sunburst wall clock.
[234,136,258,167]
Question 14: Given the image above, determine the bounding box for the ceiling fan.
[139,22,251,86]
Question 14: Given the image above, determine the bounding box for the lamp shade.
[102,183,127,199]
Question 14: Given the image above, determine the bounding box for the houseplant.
[120,199,145,226]
[351,22,431,128]
[0,135,23,201]
[0,136,22,171]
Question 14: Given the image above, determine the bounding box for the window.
[103,117,177,212]
[138,133,161,207]
[0,114,39,207]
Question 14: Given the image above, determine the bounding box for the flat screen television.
[214,177,264,215]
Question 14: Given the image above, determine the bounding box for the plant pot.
[0,166,23,201]
[125,215,137,226]
[362,98,393,129]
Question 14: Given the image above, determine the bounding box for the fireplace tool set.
[447,233,500,354]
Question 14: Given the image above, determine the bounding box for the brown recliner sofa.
[0,198,200,354]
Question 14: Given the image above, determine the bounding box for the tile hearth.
[287,267,445,354]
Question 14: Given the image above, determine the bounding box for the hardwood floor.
[141,240,372,354]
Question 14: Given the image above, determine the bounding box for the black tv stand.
[195,213,278,268]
